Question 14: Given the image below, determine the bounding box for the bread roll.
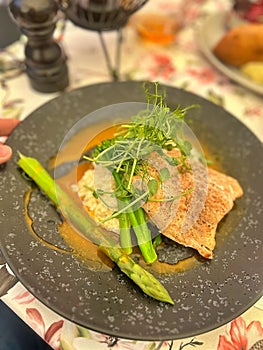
[213,23,263,66]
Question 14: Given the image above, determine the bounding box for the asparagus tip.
[17,151,24,159]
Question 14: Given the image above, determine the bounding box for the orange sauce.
[49,122,119,169]
[138,253,200,274]
[24,188,72,254]
[58,221,114,272]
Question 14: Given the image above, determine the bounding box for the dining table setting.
[0,0,263,349]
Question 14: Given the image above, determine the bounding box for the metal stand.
[98,28,123,81]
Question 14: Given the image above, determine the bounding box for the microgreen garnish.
[84,82,196,263]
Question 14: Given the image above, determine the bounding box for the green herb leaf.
[159,167,170,183]
[147,178,159,197]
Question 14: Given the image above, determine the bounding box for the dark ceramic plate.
[0,82,262,341]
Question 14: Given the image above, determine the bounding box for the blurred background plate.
[196,12,263,96]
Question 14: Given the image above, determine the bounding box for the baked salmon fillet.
[79,149,243,260]
[142,150,243,259]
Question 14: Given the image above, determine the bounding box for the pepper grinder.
[9,0,69,93]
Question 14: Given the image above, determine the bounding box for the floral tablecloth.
[0,0,262,349]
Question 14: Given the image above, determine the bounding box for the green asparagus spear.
[17,153,174,305]
[112,170,157,263]
[127,207,157,263]
[117,210,132,255]
[100,245,172,304]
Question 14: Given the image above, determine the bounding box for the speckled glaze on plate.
[0,81,262,341]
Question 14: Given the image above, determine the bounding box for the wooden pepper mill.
[9,0,69,93]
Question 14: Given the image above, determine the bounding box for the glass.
[132,12,180,45]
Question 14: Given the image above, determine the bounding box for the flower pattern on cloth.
[0,0,263,349]
[1,285,64,349]
[141,52,176,80]
[26,308,64,350]
[12,290,35,305]
[217,317,263,350]
[60,321,205,350]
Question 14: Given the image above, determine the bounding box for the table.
[0,0,262,349]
